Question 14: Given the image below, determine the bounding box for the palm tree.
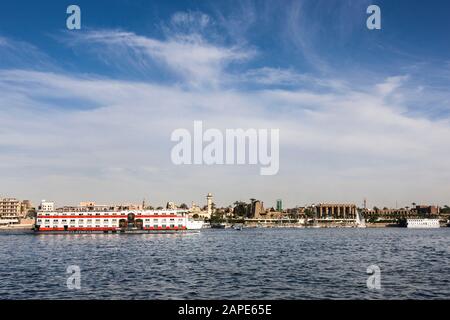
[233,201,248,217]
[179,203,188,209]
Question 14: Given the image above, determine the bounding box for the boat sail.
[355,209,366,228]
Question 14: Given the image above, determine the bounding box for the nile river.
[0,228,449,299]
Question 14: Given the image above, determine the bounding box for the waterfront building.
[276,199,283,212]
[315,203,357,220]
[251,200,266,219]
[78,201,110,211]
[114,203,143,211]
[364,207,410,220]
[414,205,439,216]
[55,202,144,212]
[187,195,213,219]
[244,203,300,226]
[189,202,201,213]
[286,207,305,218]
[0,198,32,217]
[264,208,284,219]
[233,199,285,220]
[39,200,55,212]
[364,204,440,221]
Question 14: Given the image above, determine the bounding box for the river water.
[0,228,449,299]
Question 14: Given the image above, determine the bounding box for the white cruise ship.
[34,209,203,234]
[406,218,440,229]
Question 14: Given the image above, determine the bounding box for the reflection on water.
[0,228,449,299]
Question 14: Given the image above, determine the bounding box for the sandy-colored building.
[0,198,32,217]
[189,193,214,219]
[315,203,357,219]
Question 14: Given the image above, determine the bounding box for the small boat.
[202,222,211,229]
[211,223,226,229]
[232,224,243,230]
[406,218,440,229]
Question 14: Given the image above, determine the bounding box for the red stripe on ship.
[38,227,118,231]
[38,227,187,231]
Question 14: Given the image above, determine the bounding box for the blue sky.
[1,0,450,208]
[2,0,450,83]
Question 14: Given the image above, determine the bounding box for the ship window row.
[38,212,181,216]
[39,219,121,223]
[142,218,182,222]
[144,224,183,228]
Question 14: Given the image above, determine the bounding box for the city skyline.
[1,0,450,208]
[0,193,447,212]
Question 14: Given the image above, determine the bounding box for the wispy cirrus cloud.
[0,36,54,70]
[168,11,212,33]
[235,67,349,92]
[62,26,255,88]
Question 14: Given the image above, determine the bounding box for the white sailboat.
[355,210,367,228]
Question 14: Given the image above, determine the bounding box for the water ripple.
[0,228,449,299]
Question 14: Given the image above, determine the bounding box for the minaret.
[206,193,213,217]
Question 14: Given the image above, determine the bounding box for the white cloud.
[170,11,211,30]
[376,75,409,96]
[2,66,450,207]
[65,28,254,88]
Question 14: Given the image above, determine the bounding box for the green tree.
[304,208,315,218]
[233,201,248,217]
[210,213,225,223]
[179,203,188,209]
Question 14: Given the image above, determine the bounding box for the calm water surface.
[0,228,449,299]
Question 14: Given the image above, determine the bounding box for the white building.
[40,200,55,212]
[207,193,213,217]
